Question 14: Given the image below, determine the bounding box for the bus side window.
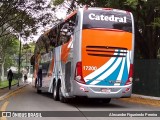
[49,29,57,47]
[55,25,61,47]
[59,23,72,45]
[57,13,77,46]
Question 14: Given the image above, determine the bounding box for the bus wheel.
[102,98,111,103]
[58,83,68,103]
[53,82,59,101]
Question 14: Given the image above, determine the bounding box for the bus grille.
[86,46,127,57]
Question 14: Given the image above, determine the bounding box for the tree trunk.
[1,62,5,81]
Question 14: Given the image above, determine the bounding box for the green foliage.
[0,34,19,59]
[124,0,138,9]
[0,79,18,89]
[0,34,19,74]
[53,0,64,6]
[152,18,160,28]
[0,0,53,39]
[21,42,35,68]
[23,42,35,53]
[76,0,107,7]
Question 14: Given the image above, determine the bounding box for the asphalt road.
[0,84,160,120]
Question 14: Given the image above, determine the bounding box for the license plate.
[101,88,111,93]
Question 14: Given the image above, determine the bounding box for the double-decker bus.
[32,7,134,103]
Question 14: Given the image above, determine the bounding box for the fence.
[133,59,160,97]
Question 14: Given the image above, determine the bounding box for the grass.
[0,80,18,89]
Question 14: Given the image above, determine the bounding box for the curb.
[0,84,28,100]
[131,94,160,101]
[0,82,18,89]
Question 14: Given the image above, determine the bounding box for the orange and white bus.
[33,7,134,103]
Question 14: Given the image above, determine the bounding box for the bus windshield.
[83,10,132,32]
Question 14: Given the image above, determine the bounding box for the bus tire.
[53,81,59,101]
[102,98,111,103]
[58,82,68,103]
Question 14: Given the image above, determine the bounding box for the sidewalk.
[120,94,160,107]
[0,81,26,97]
[132,94,160,101]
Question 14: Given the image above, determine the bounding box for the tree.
[52,0,76,14]
[52,0,160,59]
[0,0,53,39]
[0,35,19,80]
[123,0,160,59]
[21,42,35,68]
[53,0,64,5]
[0,0,55,81]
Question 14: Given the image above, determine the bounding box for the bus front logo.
[89,13,127,23]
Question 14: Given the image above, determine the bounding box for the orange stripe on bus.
[47,56,54,76]
[34,54,41,78]
[64,11,77,21]
[61,39,72,63]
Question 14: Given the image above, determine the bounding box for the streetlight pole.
[17,33,22,87]
[0,57,1,86]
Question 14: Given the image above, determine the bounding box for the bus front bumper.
[73,81,132,98]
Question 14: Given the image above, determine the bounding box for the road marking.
[0,85,26,101]
[0,90,20,101]
[0,101,9,120]
[0,87,26,120]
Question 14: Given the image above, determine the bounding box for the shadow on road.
[69,98,126,108]
[38,91,126,109]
